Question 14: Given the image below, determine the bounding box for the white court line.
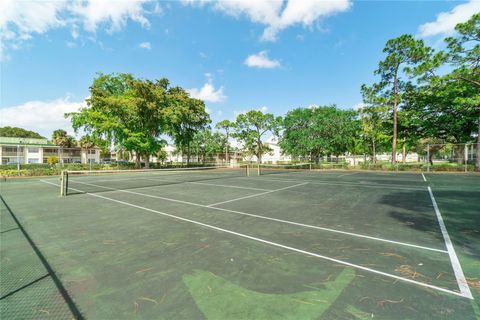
[422,173,427,182]
[57,179,447,253]
[257,177,426,191]
[187,181,270,192]
[337,172,359,178]
[206,182,308,207]
[427,187,473,299]
[39,179,470,299]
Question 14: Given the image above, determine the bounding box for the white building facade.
[0,137,100,165]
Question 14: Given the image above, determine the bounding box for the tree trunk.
[135,153,141,168]
[372,139,376,164]
[144,154,150,169]
[392,74,398,165]
[225,132,229,165]
[476,111,480,172]
[402,143,406,164]
[257,138,262,164]
[454,146,464,164]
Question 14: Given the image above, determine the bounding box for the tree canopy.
[233,110,281,163]
[67,73,210,168]
[0,127,44,139]
[280,106,358,162]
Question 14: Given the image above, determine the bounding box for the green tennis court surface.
[1,169,479,319]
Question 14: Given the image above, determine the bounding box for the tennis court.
[1,167,479,319]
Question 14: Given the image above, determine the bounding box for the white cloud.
[244,50,281,69]
[69,0,151,33]
[187,76,226,103]
[185,0,351,41]
[138,41,151,50]
[418,0,480,38]
[0,96,86,137]
[0,0,153,59]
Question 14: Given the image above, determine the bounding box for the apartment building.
[0,137,100,164]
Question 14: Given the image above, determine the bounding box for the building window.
[2,146,24,154]
[28,148,39,153]
[28,158,39,164]
[43,148,58,155]
[2,157,9,164]
[88,149,96,154]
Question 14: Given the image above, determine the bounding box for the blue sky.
[1,0,479,138]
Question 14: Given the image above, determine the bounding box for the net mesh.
[63,166,247,195]
[258,163,311,176]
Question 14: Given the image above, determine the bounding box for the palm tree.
[52,129,75,148]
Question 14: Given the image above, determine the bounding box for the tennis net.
[258,163,312,176]
[61,165,248,196]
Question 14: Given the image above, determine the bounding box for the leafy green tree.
[68,73,209,168]
[233,110,281,164]
[156,149,168,164]
[215,120,235,163]
[0,127,44,138]
[189,129,226,163]
[444,13,480,170]
[358,104,390,163]
[402,79,478,164]
[280,106,358,163]
[368,34,433,164]
[409,14,479,169]
[52,129,76,148]
[169,87,211,165]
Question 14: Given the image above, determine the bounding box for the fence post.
[426,144,430,173]
[464,144,468,173]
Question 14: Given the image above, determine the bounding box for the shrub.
[47,156,59,167]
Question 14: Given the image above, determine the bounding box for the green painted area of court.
[1,169,479,319]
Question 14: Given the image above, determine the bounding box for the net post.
[309,163,312,171]
[60,170,65,197]
[246,164,250,177]
[257,164,260,176]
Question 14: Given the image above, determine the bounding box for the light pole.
[17,138,25,174]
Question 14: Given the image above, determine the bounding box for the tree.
[444,13,480,170]
[233,110,281,164]
[68,73,208,168]
[52,129,76,148]
[215,120,235,164]
[189,129,226,163]
[402,79,478,164]
[169,87,211,165]
[369,34,432,164]
[0,127,44,138]
[280,106,358,163]
[358,104,390,163]
[78,135,96,149]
